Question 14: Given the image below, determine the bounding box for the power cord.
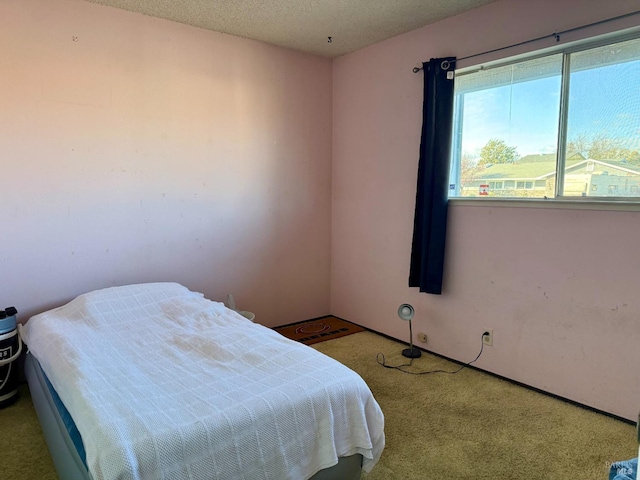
[376,332,487,375]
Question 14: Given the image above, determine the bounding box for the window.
[449,33,640,200]
[515,181,534,189]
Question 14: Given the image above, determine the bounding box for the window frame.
[449,27,640,206]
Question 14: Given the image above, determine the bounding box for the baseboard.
[273,315,334,329]
[331,315,637,426]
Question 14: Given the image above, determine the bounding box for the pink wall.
[3,0,638,421]
[0,0,332,327]
[332,0,640,420]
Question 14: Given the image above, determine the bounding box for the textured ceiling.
[85,0,498,58]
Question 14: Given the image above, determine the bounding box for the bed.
[21,282,385,480]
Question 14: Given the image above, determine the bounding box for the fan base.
[402,347,422,358]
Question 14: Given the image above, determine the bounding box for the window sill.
[448,197,640,212]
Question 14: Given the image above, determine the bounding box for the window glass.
[450,55,563,198]
[448,33,640,201]
[562,37,640,197]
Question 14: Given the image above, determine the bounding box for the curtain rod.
[412,9,640,73]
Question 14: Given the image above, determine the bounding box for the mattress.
[40,363,87,467]
[22,283,385,480]
[26,351,92,480]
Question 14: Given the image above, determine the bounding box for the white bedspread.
[22,283,384,480]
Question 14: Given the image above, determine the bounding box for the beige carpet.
[312,331,638,480]
[0,331,636,480]
[0,385,57,480]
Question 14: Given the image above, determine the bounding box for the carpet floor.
[0,386,57,480]
[0,330,636,479]
[312,331,638,480]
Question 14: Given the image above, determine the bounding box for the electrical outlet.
[417,332,428,343]
[482,328,493,346]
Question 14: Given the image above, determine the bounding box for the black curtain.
[409,57,456,295]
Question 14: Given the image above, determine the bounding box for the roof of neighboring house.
[475,157,640,181]
[592,159,640,174]
[477,161,556,180]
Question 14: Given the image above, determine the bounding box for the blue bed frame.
[25,352,90,480]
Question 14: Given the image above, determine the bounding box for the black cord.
[376,334,485,375]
